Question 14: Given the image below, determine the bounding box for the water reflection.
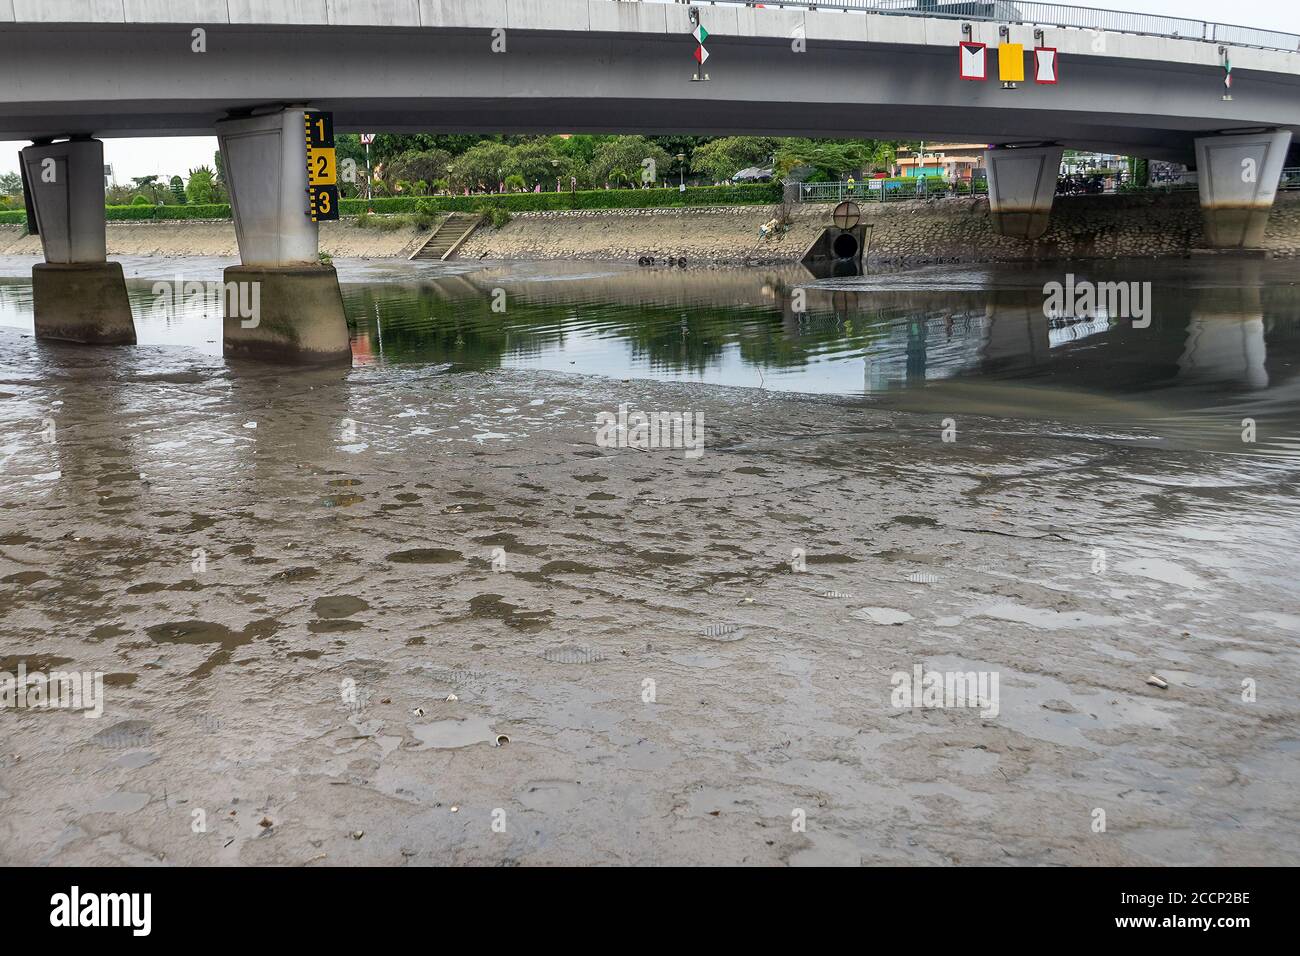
[3,257,1300,458]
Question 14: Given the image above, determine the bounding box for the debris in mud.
[1146,675,1170,689]
[907,571,940,584]
[385,548,463,564]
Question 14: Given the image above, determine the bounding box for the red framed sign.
[1034,46,1058,84]
[960,41,987,80]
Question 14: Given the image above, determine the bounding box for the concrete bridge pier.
[20,138,135,345]
[984,145,1064,241]
[1194,130,1293,248]
[215,108,349,363]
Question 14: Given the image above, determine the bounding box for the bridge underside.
[3,20,1299,361]
[3,26,1300,164]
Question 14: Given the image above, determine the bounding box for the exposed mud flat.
[1,329,1298,865]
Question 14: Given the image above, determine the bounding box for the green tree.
[451,141,514,190]
[773,139,895,179]
[185,166,217,204]
[690,137,778,181]
[589,136,671,187]
[0,171,22,196]
[169,175,187,204]
[386,148,453,190]
[506,139,562,186]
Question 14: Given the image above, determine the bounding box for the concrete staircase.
[408,212,481,261]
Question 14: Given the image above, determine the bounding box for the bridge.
[2,0,1298,360]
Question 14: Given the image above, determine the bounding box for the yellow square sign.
[307,147,337,186]
[999,43,1025,82]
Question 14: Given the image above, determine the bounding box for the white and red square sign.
[959,42,987,80]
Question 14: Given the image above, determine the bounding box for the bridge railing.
[795,179,989,203]
[673,1,1300,53]
[793,169,1300,202]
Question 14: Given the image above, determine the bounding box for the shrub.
[476,204,512,228]
[338,182,781,216]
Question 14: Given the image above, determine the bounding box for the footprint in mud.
[573,473,608,483]
[91,719,155,750]
[0,654,72,672]
[586,492,617,501]
[409,717,498,750]
[468,593,553,630]
[473,532,547,556]
[1,571,49,585]
[312,596,369,619]
[322,493,365,508]
[385,548,462,564]
[853,607,914,626]
[537,560,598,576]
[146,618,280,678]
[443,503,494,514]
[638,550,693,566]
[89,624,129,642]
[733,466,770,476]
[892,515,939,528]
[271,566,320,582]
[308,620,364,634]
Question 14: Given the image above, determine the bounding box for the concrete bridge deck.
[0,0,1298,162]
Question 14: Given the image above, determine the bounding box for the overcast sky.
[1,0,1295,182]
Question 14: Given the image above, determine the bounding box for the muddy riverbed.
[1,257,1298,865]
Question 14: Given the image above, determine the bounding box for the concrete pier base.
[222,264,351,364]
[21,138,135,345]
[985,145,1064,240]
[1195,130,1293,248]
[32,262,135,345]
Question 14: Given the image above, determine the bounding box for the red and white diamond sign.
[959,42,987,80]
[1034,47,1058,84]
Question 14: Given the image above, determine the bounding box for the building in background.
[893,143,986,181]
[1060,151,1126,175]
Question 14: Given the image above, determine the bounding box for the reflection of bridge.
[3,0,1298,360]
[337,259,1300,402]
